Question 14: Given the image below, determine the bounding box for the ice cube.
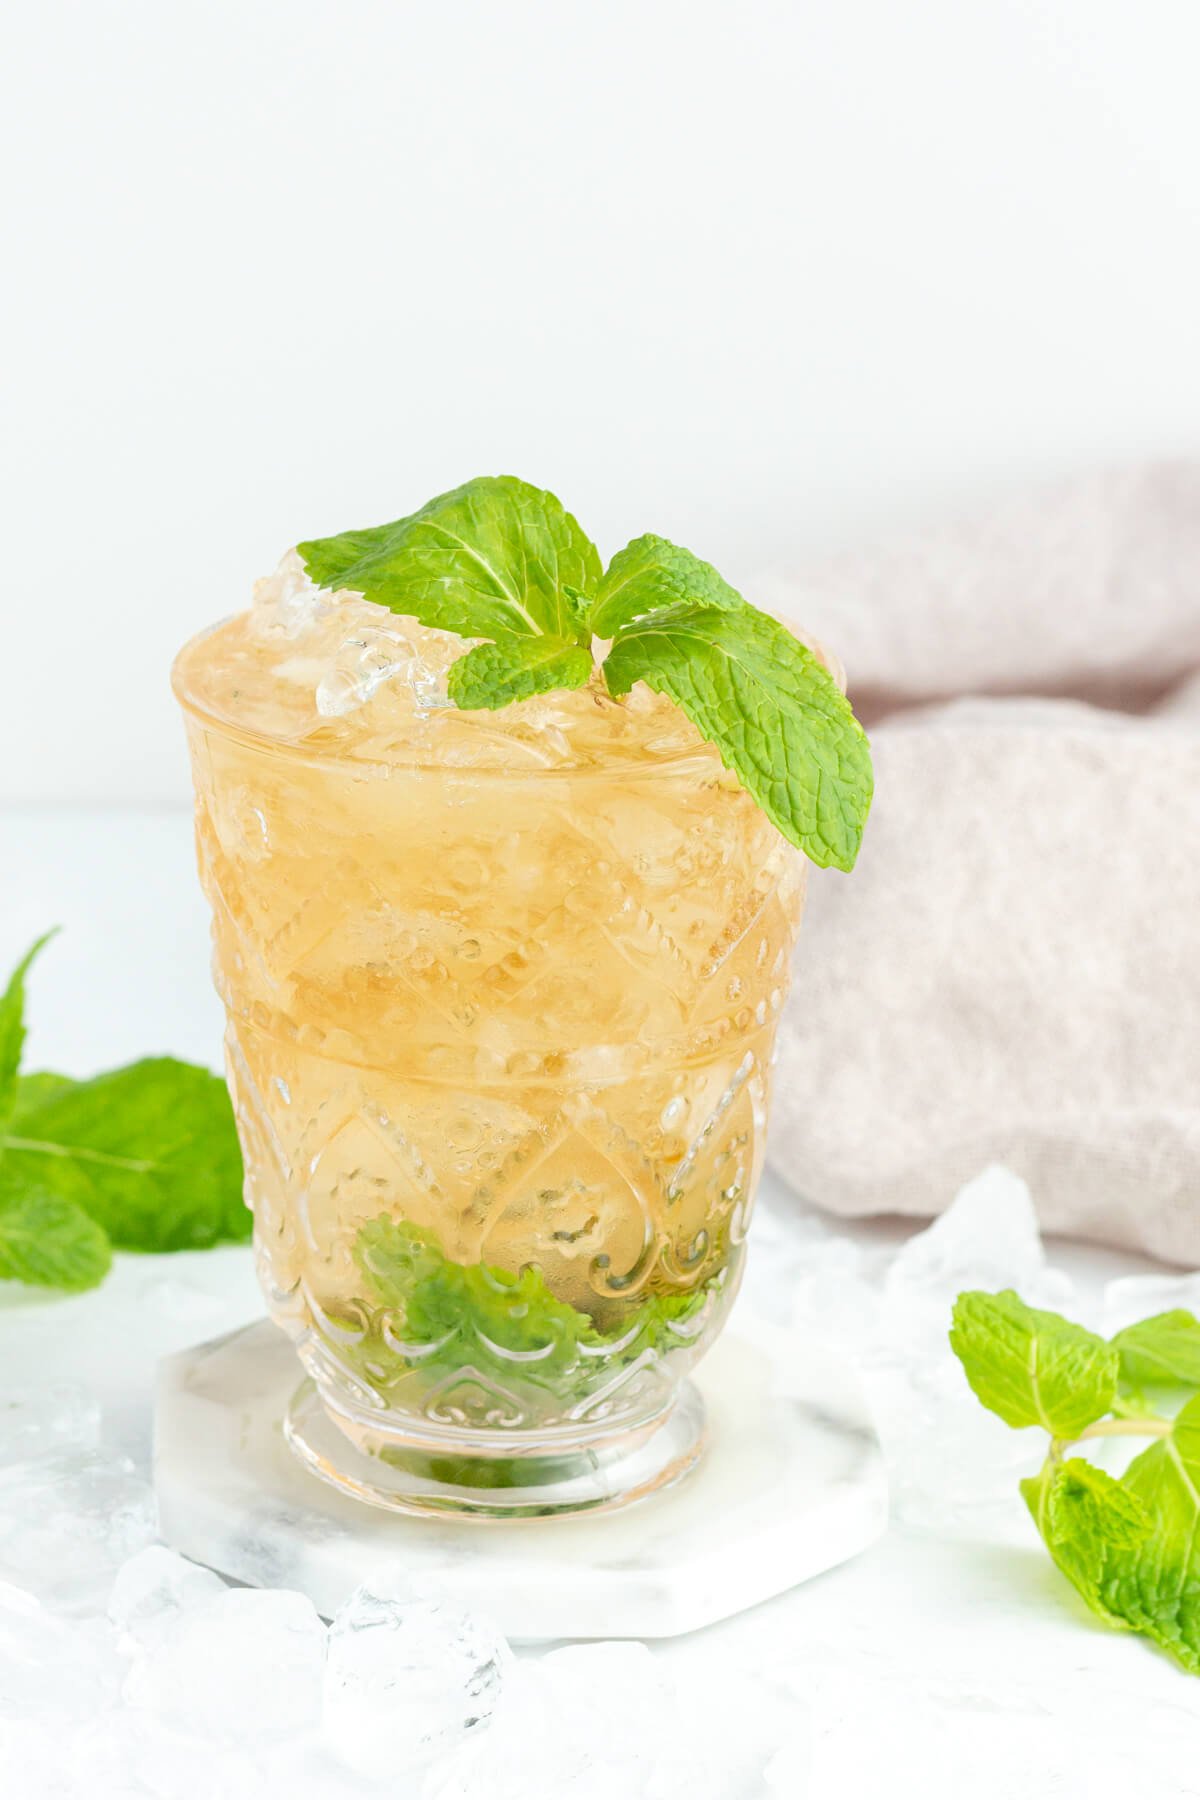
[250,548,341,642]
[883,1165,1073,1357]
[0,1578,123,1721]
[323,1581,508,1778]
[427,1642,670,1800]
[0,1450,157,1610]
[1103,1270,1200,1336]
[315,621,456,718]
[107,1546,226,1649]
[0,1384,100,1468]
[125,1587,325,1743]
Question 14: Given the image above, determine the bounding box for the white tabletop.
[1,811,1197,1797]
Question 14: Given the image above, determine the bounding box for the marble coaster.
[155,1317,887,1641]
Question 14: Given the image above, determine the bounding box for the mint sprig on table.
[298,475,873,872]
[951,1289,1200,1675]
[0,934,249,1291]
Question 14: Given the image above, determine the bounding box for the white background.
[3,0,1200,806]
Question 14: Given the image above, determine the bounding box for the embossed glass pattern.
[174,603,805,1514]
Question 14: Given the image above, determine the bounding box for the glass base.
[283,1379,708,1520]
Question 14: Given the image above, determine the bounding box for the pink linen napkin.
[762,463,1200,1265]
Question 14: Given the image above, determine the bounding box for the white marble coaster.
[155,1318,887,1641]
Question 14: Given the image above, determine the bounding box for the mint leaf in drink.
[448,637,593,710]
[949,1289,1118,1436]
[351,1217,713,1403]
[2,1057,248,1253]
[603,592,872,871]
[0,932,57,1128]
[0,1181,111,1291]
[298,476,600,645]
[590,533,744,637]
[1112,1310,1200,1397]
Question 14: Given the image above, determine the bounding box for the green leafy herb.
[298,476,601,645]
[351,1216,715,1403]
[1112,1310,1200,1398]
[603,592,872,871]
[0,930,57,1128]
[0,1183,112,1291]
[949,1289,1118,1436]
[447,637,593,710]
[951,1288,1200,1675]
[0,934,248,1292]
[298,477,874,871]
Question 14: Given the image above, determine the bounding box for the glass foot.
[283,1380,708,1520]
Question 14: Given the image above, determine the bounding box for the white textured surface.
[155,1320,886,1639]
[4,812,1200,1796]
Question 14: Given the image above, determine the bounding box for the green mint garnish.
[0,934,249,1290]
[350,1216,715,1404]
[950,1287,1200,1675]
[298,476,874,872]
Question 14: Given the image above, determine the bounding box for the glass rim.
[171,624,724,784]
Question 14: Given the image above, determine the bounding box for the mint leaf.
[949,1290,1118,1436]
[1,1057,248,1252]
[590,533,744,637]
[8,1071,78,1125]
[1113,1311,1200,1397]
[0,932,57,1128]
[602,595,873,870]
[1099,1395,1200,1672]
[1020,1457,1151,1628]
[448,637,593,711]
[298,476,600,645]
[351,1218,713,1403]
[0,1183,111,1291]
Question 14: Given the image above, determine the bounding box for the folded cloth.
[762,463,1200,1266]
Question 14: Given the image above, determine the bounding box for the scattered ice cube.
[883,1164,1073,1358]
[1102,1269,1200,1336]
[125,1587,325,1743]
[427,1641,671,1800]
[107,1546,226,1649]
[323,1581,507,1778]
[0,1383,100,1468]
[0,1450,157,1610]
[0,1578,123,1721]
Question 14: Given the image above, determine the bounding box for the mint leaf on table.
[447,636,593,710]
[351,1217,712,1401]
[2,1058,248,1254]
[0,1181,111,1291]
[949,1289,1118,1436]
[603,590,873,871]
[0,931,57,1127]
[950,1287,1200,1676]
[1112,1310,1200,1397]
[298,475,601,645]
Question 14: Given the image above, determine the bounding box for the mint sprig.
[951,1288,1200,1675]
[298,477,873,872]
[0,935,249,1291]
